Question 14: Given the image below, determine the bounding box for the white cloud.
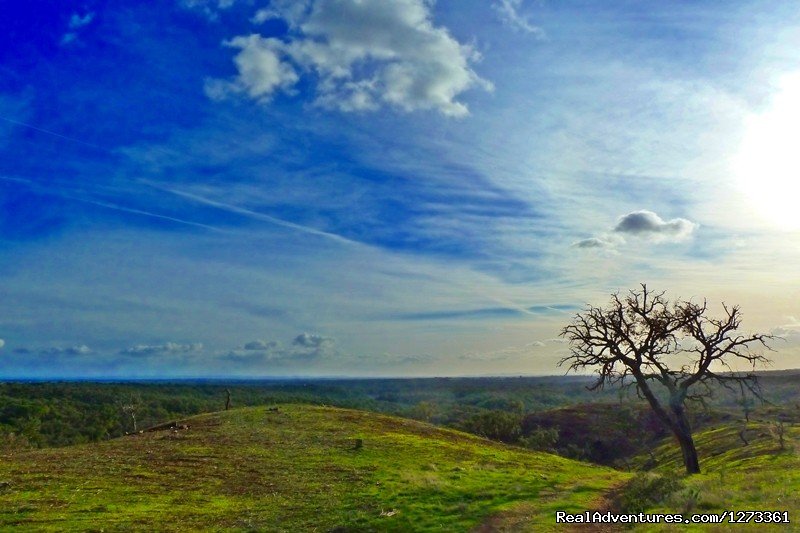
[492,0,544,37]
[61,11,95,45]
[221,333,336,365]
[575,210,697,252]
[39,345,92,356]
[571,234,624,255]
[69,12,95,29]
[205,35,299,102]
[377,352,431,365]
[773,316,800,340]
[460,339,560,361]
[0,339,4,349]
[120,342,203,356]
[252,0,310,26]
[572,236,613,249]
[293,332,333,349]
[210,0,491,116]
[182,0,236,20]
[613,210,698,241]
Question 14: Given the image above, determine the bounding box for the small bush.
[0,431,31,452]
[461,411,522,443]
[520,426,559,452]
[681,487,701,514]
[619,473,682,514]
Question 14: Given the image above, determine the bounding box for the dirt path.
[473,483,629,533]
[565,485,628,533]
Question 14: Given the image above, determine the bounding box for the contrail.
[0,115,545,319]
[149,183,360,246]
[73,196,228,233]
[0,115,106,152]
[148,183,544,316]
[0,175,225,233]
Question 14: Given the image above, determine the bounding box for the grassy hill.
[0,404,627,531]
[630,421,799,532]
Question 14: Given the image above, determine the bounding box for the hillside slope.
[634,422,800,532]
[0,405,627,531]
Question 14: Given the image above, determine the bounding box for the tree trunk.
[671,403,700,474]
[632,374,701,474]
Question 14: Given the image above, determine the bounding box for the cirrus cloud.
[492,0,544,37]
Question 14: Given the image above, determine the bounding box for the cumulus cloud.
[120,342,203,356]
[221,333,336,365]
[492,0,544,36]
[574,210,698,252]
[292,332,333,348]
[613,210,698,241]
[0,339,4,349]
[572,236,615,249]
[205,35,299,102]
[251,0,309,26]
[66,344,91,355]
[220,350,272,365]
[773,317,800,341]
[243,339,280,350]
[208,0,491,116]
[571,234,624,254]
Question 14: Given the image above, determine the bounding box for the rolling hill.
[630,421,800,532]
[0,404,628,531]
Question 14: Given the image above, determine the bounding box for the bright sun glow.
[735,73,800,230]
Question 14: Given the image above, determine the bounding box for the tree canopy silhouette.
[559,284,773,474]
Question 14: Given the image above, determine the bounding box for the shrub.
[461,410,522,443]
[619,473,682,514]
[520,426,559,452]
[0,431,32,452]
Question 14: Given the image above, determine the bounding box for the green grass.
[631,422,800,532]
[0,404,627,531]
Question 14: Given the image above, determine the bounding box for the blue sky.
[2,0,800,377]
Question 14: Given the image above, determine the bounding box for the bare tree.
[769,420,787,450]
[560,284,773,474]
[120,394,142,433]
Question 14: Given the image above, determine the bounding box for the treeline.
[0,377,611,448]
[450,371,800,466]
[1,371,797,452]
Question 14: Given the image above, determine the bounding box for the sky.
[1,0,800,378]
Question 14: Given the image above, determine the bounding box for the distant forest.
[2,371,798,464]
